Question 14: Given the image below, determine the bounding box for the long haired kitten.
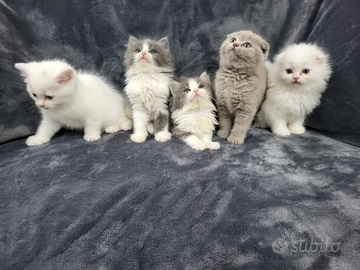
[169,72,220,151]
[124,36,174,143]
[15,60,132,146]
[214,31,270,145]
[254,43,332,136]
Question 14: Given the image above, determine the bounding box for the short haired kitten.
[254,43,332,136]
[214,31,270,145]
[169,72,220,151]
[15,60,132,146]
[124,36,173,143]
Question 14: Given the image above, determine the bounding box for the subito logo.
[272,238,289,255]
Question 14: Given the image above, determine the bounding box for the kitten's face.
[170,72,213,110]
[274,44,331,87]
[124,37,173,71]
[15,61,75,110]
[219,31,269,69]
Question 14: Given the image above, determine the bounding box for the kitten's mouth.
[139,57,150,63]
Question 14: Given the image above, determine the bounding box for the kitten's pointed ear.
[260,40,270,60]
[158,37,169,50]
[57,69,73,84]
[199,72,211,85]
[15,62,35,77]
[169,81,181,96]
[128,36,139,45]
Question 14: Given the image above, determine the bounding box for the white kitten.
[254,43,332,136]
[123,37,173,143]
[15,60,133,146]
[169,72,220,151]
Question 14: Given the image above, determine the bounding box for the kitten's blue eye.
[286,69,293,74]
[184,88,191,93]
[302,69,310,74]
[198,85,204,89]
[149,50,156,54]
[230,38,236,43]
[33,93,37,98]
[243,42,251,48]
[45,96,53,100]
[135,49,141,53]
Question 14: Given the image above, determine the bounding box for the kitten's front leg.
[131,107,149,143]
[288,116,306,134]
[228,105,257,145]
[84,119,102,141]
[203,133,220,150]
[26,117,61,146]
[268,116,291,136]
[183,135,207,151]
[217,104,232,139]
[153,108,171,142]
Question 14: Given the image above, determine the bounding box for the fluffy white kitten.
[15,60,132,146]
[124,37,173,143]
[169,72,220,151]
[254,43,332,136]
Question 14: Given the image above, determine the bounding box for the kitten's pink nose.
[194,89,198,93]
[293,76,300,81]
[233,43,239,48]
[39,104,44,108]
[142,51,147,56]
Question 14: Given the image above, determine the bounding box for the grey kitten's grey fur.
[169,72,219,151]
[214,30,270,144]
[123,36,174,143]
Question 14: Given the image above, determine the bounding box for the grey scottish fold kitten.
[169,72,219,151]
[214,30,270,144]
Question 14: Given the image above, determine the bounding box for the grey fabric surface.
[1,0,360,269]
[1,128,360,269]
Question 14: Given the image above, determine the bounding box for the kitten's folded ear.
[199,72,211,85]
[315,51,327,64]
[158,37,169,50]
[169,81,181,96]
[57,68,73,85]
[14,62,36,77]
[260,40,270,60]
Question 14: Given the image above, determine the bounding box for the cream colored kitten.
[254,43,332,136]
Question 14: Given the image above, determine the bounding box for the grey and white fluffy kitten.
[124,36,174,143]
[214,31,270,144]
[169,72,219,151]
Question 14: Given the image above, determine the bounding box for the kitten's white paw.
[217,129,230,139]
[26,136,49,146]
[147,123,155,134]
[289,125,306,134]
[155,131,171,142]
[120,119,133,131]
[190,141,207,151]
[207,142,220,150]
[131,133,147,143]
[273,128,291,136]
[227,134,244,145]
[105,125,120,134]
[84,134,101,141]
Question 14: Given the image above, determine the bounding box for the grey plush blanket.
[1,0,360,269]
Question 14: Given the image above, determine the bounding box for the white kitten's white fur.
[171,75,219,151]
[254,43,332,136]
[15,60,132,146]
[124,41,173,143]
